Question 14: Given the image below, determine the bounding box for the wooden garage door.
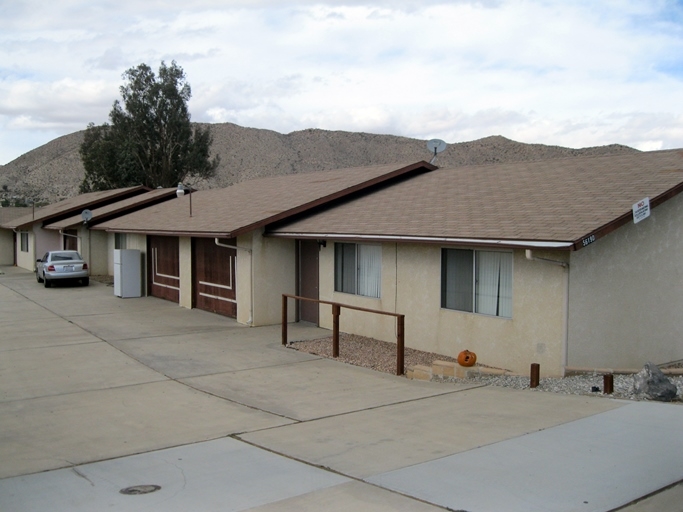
[193,237,237,317]
[147,236,180,303]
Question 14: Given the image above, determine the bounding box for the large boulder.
[633,362,678,402]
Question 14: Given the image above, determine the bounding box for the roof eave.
[266,232,575,250]
[94,227,235,239]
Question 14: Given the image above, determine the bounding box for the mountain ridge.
[0,122,637,204]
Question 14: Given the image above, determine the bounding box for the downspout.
[215,238,253,326]
[562,263,570,377]
[525,250,570,376]
[524,250,567,268]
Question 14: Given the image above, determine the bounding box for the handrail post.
[530,363,540,388]
[332,304,340,358]
[396,314,405,376]
[282,294,407,373]
[282,294,288,346]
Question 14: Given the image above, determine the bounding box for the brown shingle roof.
[44,188,178,230]
[0,207,31,225]
[1,187,149,230]
[94,162,435,237]
[268,149,683,250]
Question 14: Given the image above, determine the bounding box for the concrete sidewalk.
[0,267,681,511]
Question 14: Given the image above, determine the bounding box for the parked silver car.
[36,251,89,287]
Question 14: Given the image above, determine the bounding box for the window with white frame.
[441,248,512,318]
[20,232,29,252]
[334,243,382,298]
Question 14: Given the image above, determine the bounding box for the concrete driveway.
[1,266,681,511]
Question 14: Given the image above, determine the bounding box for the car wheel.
[36,272,43,283]
[82,277,89,286]
[44,278,51,288]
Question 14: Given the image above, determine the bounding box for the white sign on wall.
[632,197,650,224]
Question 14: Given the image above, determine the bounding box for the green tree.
[80,61,219,192]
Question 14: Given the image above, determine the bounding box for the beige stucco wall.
[568,193,683,369]
[179,237,192,308]
[319,243,568,376]
[77,227,108,275]
[16,231,34,271]
[36,229,61,261]
[15,226,60,271]
[242,230,296,326]
[106,233,116,276]
[19,227,61,272]
[0,229,14,265]
[236,233,254,325]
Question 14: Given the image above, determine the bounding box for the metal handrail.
[281,294,405,375]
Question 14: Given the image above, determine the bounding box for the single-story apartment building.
[42,187,178,276]
[1,187,151,272]
[0,207,30,265]
[268,149,683,376]
[93,162,435,320]
[1,187,178,275]
[89,149,683,376]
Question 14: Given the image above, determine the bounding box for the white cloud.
[1,0,683,164]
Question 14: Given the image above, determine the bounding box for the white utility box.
[114,249,141,298]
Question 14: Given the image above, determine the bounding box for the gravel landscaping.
[289,333,459,374]
[289,334,683,403]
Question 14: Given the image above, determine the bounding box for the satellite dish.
[427,139,447,154]
[426,139,447,164]
[81,209,93,223]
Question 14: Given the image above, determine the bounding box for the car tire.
[82,277,89,286]
[36,272,43,283]
[44,278,51,288]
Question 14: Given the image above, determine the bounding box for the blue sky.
[1,0,683,165]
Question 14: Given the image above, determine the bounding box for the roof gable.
[94,162,436,237]
[43,188,179,230]
[268,149,683,250]
[1,186,149,230]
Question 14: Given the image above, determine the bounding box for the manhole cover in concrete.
[120,485,161,495]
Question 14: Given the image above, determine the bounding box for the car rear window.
[52,253,80,261]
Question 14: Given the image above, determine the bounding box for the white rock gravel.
[435,373,683,402]
[289,334,683,403]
